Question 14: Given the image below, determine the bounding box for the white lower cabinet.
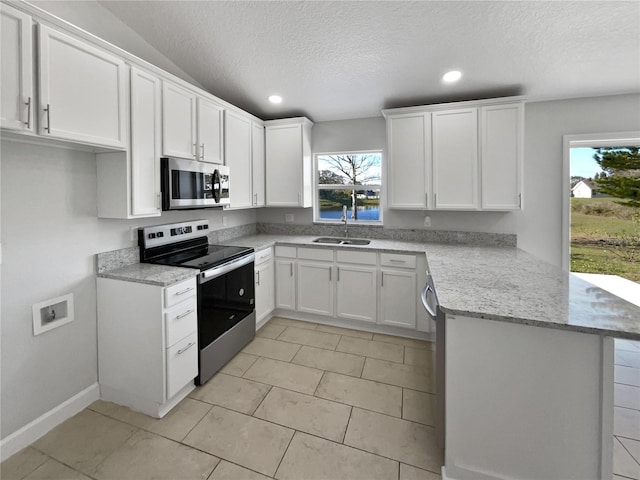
[297,261,334,316]
[335,264,377,323]
[379,269,417,329]
[255,247,275,324]
[97,276,198,417]
[275,246,297,310]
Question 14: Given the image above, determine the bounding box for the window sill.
[313,220,384,228]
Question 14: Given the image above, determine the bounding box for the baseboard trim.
[0,383,100,462]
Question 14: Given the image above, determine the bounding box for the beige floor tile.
[291,345,365,377]
[363,357,431,392]
[315,324,374,340]
[0,447,48,480]
[32,409,137,475]
[615,383,640,410]
[275,432,398,480]
[256,323,287,339]
[277,326,341,350]
[616,365,640,387]
[269,317,318,330]
[23,459,91,480]
[344,408,443,472]
[613,437,640,479]
[405,346,432,367]
[315,371,402,417]
[190,373,270,414]
[104,397,211,442]
[87,399,120,416]
[94,430,218,480]
[183,406,293,477]
[220,352,259,377]
[241,337,301,362]
[403,389,434,426]
[209,461,272,480]
[373,333,431,350]
[254,387,351,442]
[400,463,442,480]
[336,336,404,363]
[243,357,324,394]
[620,437,640,464]
[617,350,640,368]
[615,407,640,441]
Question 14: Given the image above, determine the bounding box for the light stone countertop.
[222,234,640,340]
[97,263,198,287]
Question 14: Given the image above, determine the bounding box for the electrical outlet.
[285,214,294,223]
[424,216,432,227]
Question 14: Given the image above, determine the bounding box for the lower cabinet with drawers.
[97,276,198,417]
[274,245,429,334]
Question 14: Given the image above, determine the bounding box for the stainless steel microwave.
[161,157,230,210]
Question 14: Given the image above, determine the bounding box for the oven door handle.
[200,253,255,283]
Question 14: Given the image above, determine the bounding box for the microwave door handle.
[213,170,221,203]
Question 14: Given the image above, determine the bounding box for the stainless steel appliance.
[161,157,230,210]
[421,273,445,449]
[139,220,255,385]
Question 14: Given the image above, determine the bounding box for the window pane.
[317,153,381,186]
[318,189,380,221]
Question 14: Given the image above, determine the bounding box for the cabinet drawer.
[275,246,296,258]
[380,253,417,269]
[164,278,197,309]
[336,250,377,265]
[297,247,333,262]
[166,332,198,399]
[164,300,197,348]
[255,247,273,265]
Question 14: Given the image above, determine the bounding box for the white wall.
[518,93,640,266]
[0,140,255,438]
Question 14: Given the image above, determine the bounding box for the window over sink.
[314,151,383,224]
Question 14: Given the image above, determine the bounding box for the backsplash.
[257,222,517,247]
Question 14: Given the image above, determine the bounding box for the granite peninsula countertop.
[222,234,640,340]
[97,262,197,287]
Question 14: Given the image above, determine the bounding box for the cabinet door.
[266,124,303,206]
[166,332,198,399]
[225,110,253,208]
[162,81,197,159]
[1,4,33,132]
[197,97,224,164]
[432,108,478,210]
[297,262,333,316]
[252,122,266,207]
[481,104,522,210]
[379,269,417,329]
[38,25,127,148]
[275,259,296,310]
[387,113,431,209]
[336,265,377,323]
[130,67,161,216]
[255,259,275,323]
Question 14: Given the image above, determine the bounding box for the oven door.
[161,157,218,210]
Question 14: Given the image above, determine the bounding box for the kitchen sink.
[312,237,371,246]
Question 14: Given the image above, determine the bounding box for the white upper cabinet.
[225,109,253,209]
[197,97,224,164]
[130,67,162,216]
[432,108,479,210]
[481,104,523,210]
[1,4,33,132]
[386,112,431,209]
[265,117,313,207]
[252,122,266,207]
[38,25,127,149]
[162,81,197,159]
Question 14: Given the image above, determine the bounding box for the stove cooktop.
[152,244,253,271]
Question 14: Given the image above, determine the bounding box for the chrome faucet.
[341,205,348,237]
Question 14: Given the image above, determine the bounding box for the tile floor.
[2,317,442,480]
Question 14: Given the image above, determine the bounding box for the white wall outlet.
[222,216,228,226]
[285,214,294,223]
[424,216,432,227]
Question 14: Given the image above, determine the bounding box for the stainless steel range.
[139,220,255,385]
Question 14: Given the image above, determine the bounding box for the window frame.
[313,150,383,225]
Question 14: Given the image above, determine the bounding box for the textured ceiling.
[96,1,640,122]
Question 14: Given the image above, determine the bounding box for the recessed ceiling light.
[442,70,462,83]
[268,95,283,104]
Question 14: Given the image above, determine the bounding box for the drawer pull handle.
[389,259,406,263]
[177,342,196,355]
[176,309,193,320]
[175,287,193,296]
